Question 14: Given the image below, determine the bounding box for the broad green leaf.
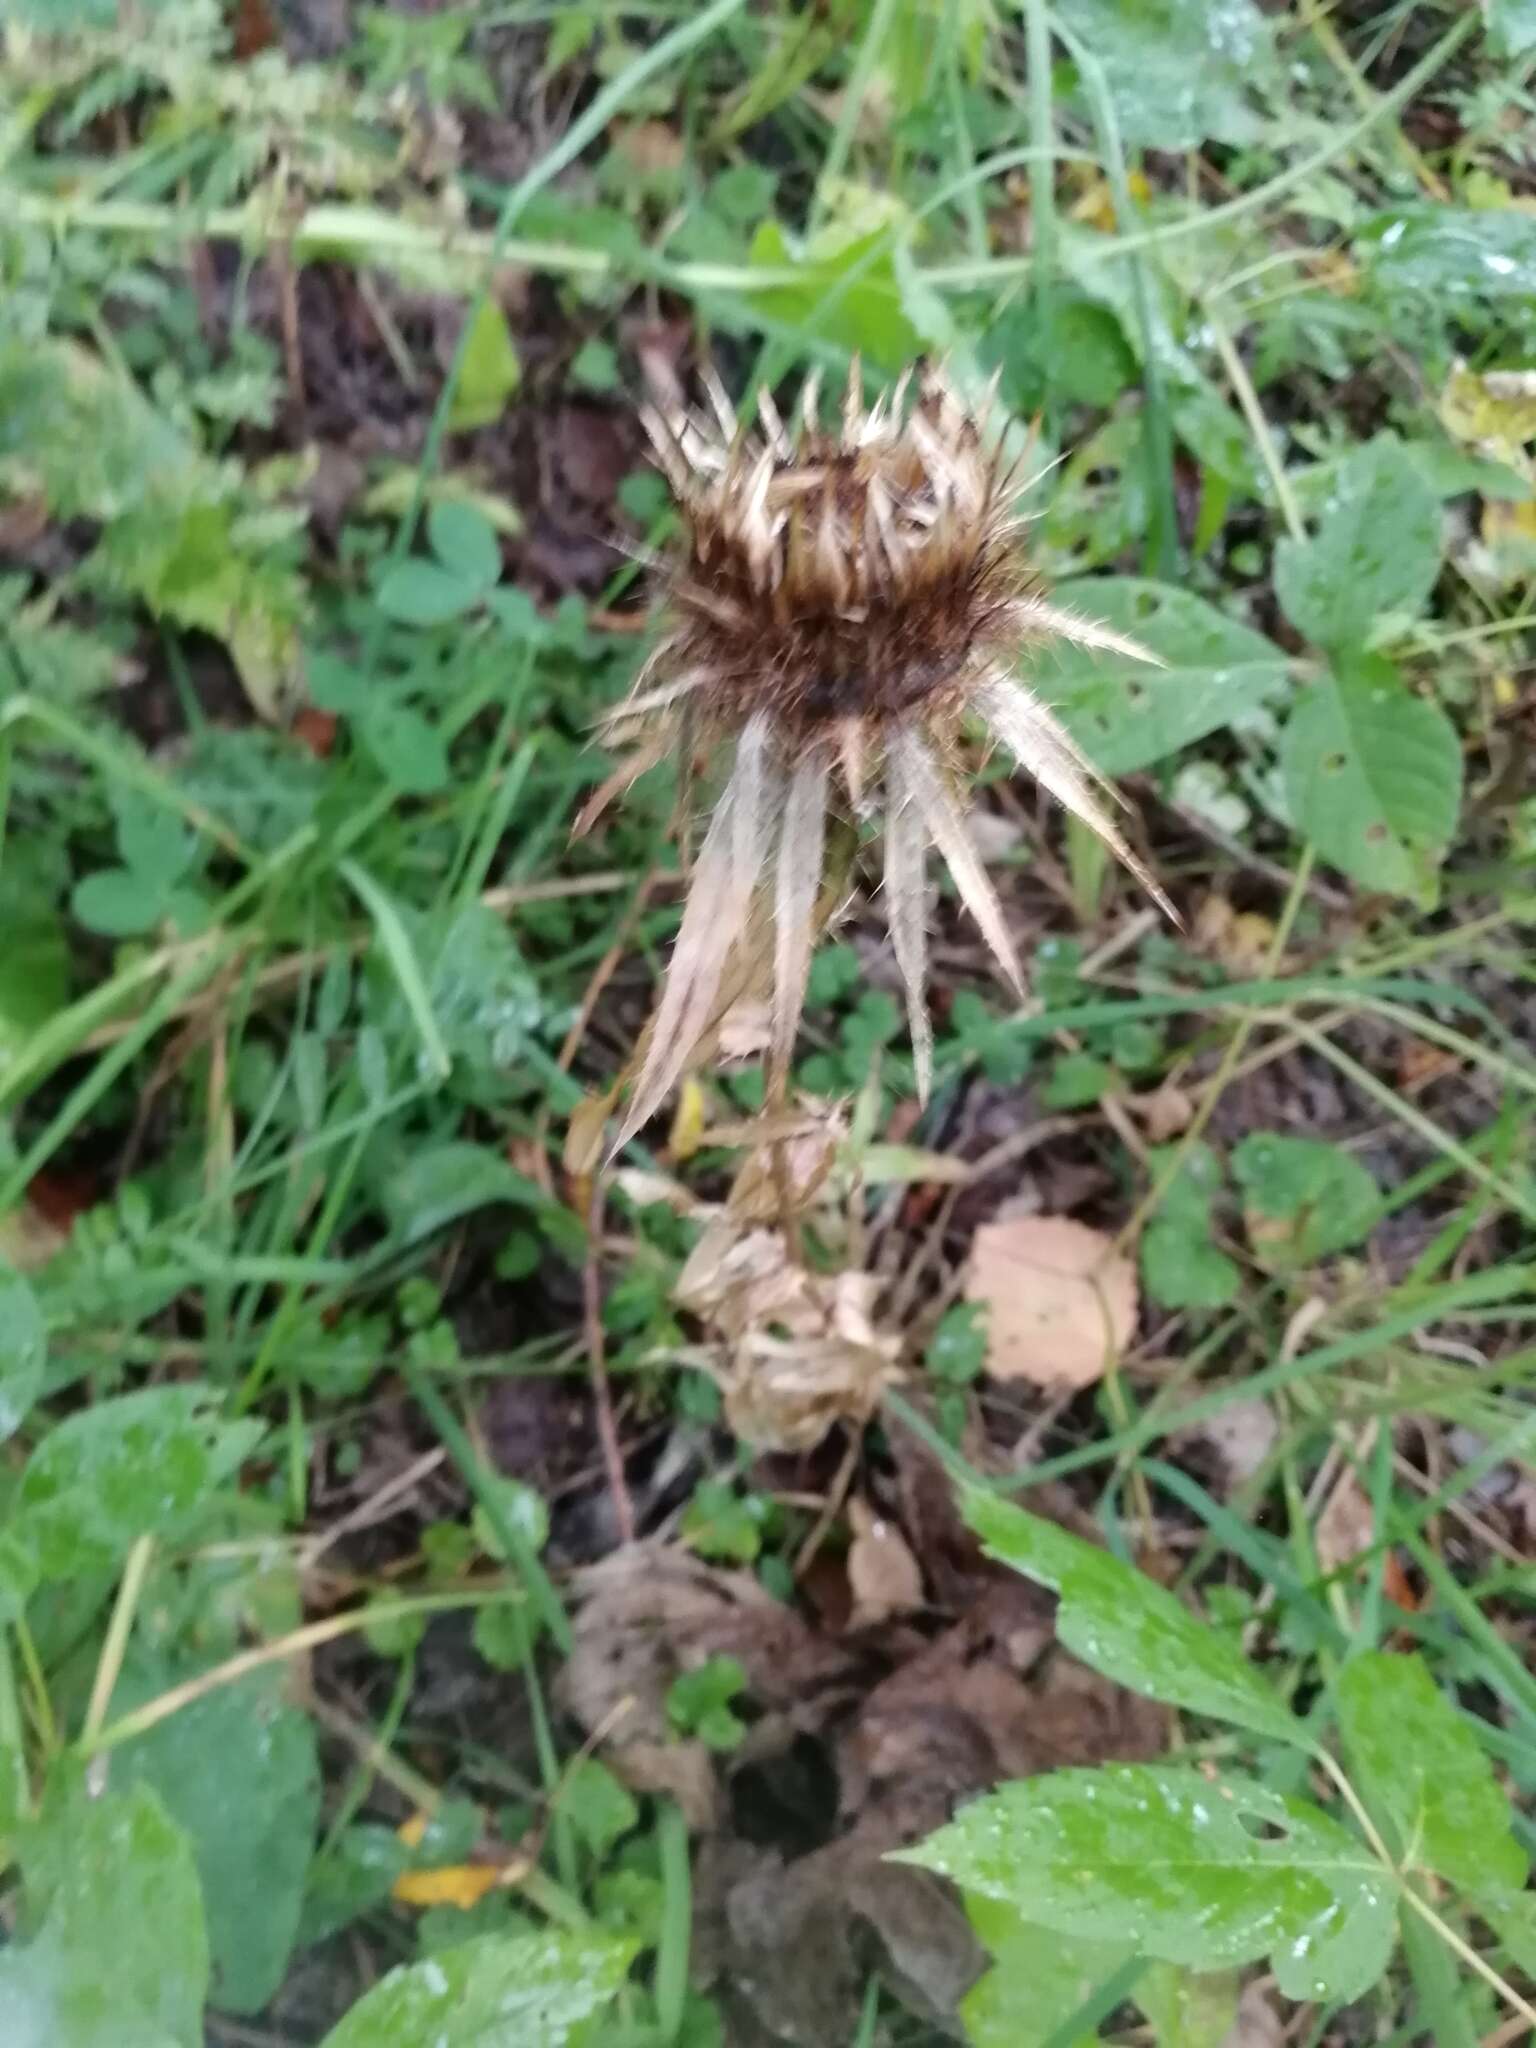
[1137,1962,1239,2048]
[0,1778,208,2048]
[964,1491,1304,1745]
[746,217,932,371]
[1054,0,1276,149]
[1141,1143,1240,1312]
[1040,581,1288,774]
[962,1896,1124,2048]
[448,299,522,432]
[1280,655,1462,902]
[373,559,483,626]
[561,1760,639,1857]
[1489,0,1536,55]
[1142,1223,1240,1312]
[357,703,450,794]
[380,1141,540,1243]
[0,1266,45,1443]
[1274,441,1442,649]
[428,498,502,591]
[111,1661,321,2015]
[71,868,165,937]
[905,1763,1395,2004]
[1231,1132,1379,1266]
[318,1928,636,2048]
[15,1387,262,1580]
[1336,1652,1527,1898]
[1358,206,1536,307]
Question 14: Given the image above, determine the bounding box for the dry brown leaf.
[1315,1464,1374,1577]
[846,1499,924,1627]
[558,1543,860,1830]
[965,1215,1137,1389]
[1128,1080,1195,1143]
[1221,1982,1284,2048]
[726,1116,843,1223]
[675,1223,902,1450]
[612,118,686,175]
[1175,1397,1279,1486]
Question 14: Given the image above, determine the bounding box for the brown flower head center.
[659,380,1028,739]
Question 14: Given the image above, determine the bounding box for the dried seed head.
[604,360,1172,1142]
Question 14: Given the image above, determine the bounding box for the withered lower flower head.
[606,360,1172,1143]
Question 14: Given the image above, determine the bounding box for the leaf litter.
[559,1427,1166,2045]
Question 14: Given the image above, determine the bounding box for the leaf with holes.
[1336,1652,1527,1900]
[1280,655,1461,902]
[1274,440,1442,650]
[1040,581,1288,774]
[902,1763,1396,2004]
[964,1490,1305,1745]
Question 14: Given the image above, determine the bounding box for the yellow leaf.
[668,1075,708,1160]
[1440,364,1536,462]
[396,1811,430,1850]
[391,1863,503,1910]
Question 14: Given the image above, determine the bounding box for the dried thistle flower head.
[606,360,1172,1141]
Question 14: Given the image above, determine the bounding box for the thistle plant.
[605,361,1172,1144]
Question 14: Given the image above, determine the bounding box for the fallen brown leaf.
[966,1214,1137,1389]
[1315,1463,1374,1577]
[846,1498,924,1627]
[558,1544,862,1831]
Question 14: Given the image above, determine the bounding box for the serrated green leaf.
[357,702,450,794]
[746,217,928,371]
[1231,1132,1379,1266]
[561,1760,639,1857]
[962,1896,1123,2048]
[1280,655,1461,901]
[428,498,502,591]
[373,560,483,626]
[1336,1652,1527,1898]
[1053,0,1276,148]
[1041,580,1288,774]
[963,1491,1304,1745]
[1142,1221,1240,1312]
[1358,206,1536,307]
[448,299,522,432]
[905,1763,1395,2004]
[318,1928,635,2048]
[110,1660,321,2015]
[0,1266,45,1443]
[0,1778,209,2048]
[380,1142,540,1244]
[1274,442,1442,649]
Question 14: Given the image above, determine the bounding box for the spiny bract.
[604,360,1172,1142]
